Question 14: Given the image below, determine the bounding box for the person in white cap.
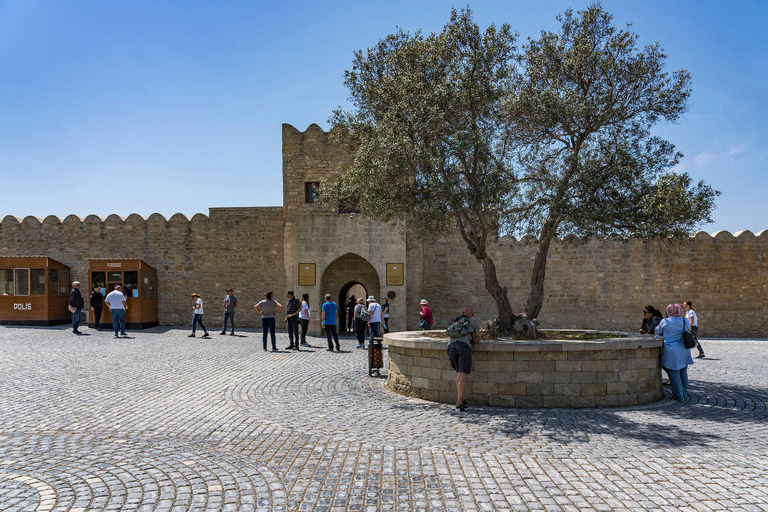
[419,299,433,330]
[366,295,382,342]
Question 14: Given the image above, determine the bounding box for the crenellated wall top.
[1,211,765,240]
[0,206,284,229]
[282,123,327,135]
[489,230,768,244]
[1,208,766,242]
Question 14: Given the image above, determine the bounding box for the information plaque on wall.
[298,263,316,286]
[386,263,404,286]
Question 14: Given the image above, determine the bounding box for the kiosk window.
[149,271,156,297]
[49,269,59,295]
[14,269,29,296]
[0,270,12,295]
[124,271,139,298]
[108,271,122,283]
[141,271,156,298]
[31,269,46,295]
[142,271,156,298]
[59,270,69,294]
[92,272,106,291]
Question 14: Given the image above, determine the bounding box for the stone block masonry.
[0,208,285,328]
[421,230,768,337]
[384,332,664,407]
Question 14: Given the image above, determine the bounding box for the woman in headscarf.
[655,303,695,401]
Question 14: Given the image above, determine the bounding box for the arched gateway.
[321,253,379,332]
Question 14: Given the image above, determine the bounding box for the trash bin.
[368,337,383,376]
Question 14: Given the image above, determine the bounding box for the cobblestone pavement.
[1,326,767,511]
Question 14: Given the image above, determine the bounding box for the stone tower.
[281,124,411,333]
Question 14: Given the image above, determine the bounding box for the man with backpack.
[446,305,481,411]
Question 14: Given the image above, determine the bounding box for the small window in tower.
[305,182,320,203]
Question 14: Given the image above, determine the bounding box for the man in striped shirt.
[284,290,301,350]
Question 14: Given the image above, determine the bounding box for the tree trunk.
[456,212,519,335]
[478,252,515,332]
[525,219,557,321]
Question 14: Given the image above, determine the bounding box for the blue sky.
[0,0,765,233]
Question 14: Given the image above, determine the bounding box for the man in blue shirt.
[321,294,340,352]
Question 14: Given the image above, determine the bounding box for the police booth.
[88,259,158,329]
[0,257,72,325]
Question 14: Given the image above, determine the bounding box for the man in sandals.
[446,305,481,411]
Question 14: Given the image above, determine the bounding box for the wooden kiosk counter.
[89,259,158,330]
[0,257,72,325]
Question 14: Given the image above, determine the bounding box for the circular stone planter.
[384,331,663,408]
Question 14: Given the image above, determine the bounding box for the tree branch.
[499,196,550,215]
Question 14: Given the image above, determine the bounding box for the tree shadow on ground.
[389,379,768,450]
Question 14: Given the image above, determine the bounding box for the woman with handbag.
[655,303,695,401]
[353,297,368,348]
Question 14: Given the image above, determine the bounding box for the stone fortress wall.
[0,208,285,328]
[1,123,765,336]
[422,231,767,338]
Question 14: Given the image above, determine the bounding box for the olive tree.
[323,5,717,336]
[506,4,718,322]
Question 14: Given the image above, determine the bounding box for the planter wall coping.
[383,330,662,352]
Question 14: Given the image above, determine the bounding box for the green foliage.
[325,3,719,328]
[321,7,518,246]
[506,4,718,240]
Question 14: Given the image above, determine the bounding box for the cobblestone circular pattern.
[226,349,768,457]
[2,326,768,511]
[0,432,279,511]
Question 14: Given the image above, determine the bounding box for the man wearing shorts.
[446,305,481,411]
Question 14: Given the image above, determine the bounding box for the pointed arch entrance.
[338,281,367,333]
[320,253,380,333]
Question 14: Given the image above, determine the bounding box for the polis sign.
[13,303,32,311]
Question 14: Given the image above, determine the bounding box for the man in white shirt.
[105,285,128,338]
[367,295,382,342]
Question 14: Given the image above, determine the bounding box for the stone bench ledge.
[383,331,662,352]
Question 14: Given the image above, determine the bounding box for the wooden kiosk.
[0,257,72,325]
[89,259,158,329]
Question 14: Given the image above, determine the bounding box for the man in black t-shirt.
[90,285,103,329]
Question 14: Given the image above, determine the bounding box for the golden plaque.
[298,263,316,286]
[386,263,404,286]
